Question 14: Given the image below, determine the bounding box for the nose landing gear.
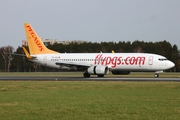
[154,74,159,78]
[154,71,163,78]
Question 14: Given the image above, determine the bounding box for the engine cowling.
[87,65,109,75]
[111,71,130,75]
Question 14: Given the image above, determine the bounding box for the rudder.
[24,23,59,54]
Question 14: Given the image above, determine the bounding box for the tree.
[0,46,14,72]
[171,45,180,72]
[132,40,144,53]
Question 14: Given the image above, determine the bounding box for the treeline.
[0,40,179,72]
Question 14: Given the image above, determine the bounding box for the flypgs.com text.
[94,54,146,68]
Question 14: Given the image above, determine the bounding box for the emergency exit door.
[148,56,153,65]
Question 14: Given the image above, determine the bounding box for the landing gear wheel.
[154,74,159,78]
[97,75,104,77]
[83,72,90,78]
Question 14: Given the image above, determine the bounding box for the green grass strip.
[0,81,179,120]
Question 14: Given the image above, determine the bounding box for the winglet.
[22,46,32,59]
[24,23,59,54]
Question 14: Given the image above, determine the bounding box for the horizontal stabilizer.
[22,47,34,59]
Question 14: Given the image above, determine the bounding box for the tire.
[83,72,90,77]
[97,74,104,77]
[154,74,159,78]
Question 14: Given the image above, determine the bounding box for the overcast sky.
[1,0,180,50]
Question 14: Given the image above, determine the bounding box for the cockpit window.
[158,58,167,61]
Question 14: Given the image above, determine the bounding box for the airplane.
[23,23,175,78]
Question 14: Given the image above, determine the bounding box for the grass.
[0,81,180,120]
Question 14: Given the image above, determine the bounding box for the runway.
[0,76,180,82]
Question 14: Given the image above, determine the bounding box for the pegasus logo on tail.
[26,25,44,51]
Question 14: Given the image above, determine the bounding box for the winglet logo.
[26,25,44,51]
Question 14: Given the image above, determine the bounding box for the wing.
[55,61,91,70]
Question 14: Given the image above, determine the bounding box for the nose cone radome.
[168,61,175,69]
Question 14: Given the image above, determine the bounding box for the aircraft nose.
[168,61,175,68]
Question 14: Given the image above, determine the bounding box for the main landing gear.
[83,72,104,78]
[83,72,90,77]
[97,75,104,77]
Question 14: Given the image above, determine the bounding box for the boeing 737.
[23,23,175,78]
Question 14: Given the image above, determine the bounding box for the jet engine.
[87,65,109,75]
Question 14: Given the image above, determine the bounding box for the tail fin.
[24,23,59,54]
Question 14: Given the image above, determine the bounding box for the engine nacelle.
[87,65,109,75]
[111,71,130,75]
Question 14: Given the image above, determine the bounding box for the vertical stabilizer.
[24,23,59,54]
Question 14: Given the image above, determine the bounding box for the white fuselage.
[30,53,174,72]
